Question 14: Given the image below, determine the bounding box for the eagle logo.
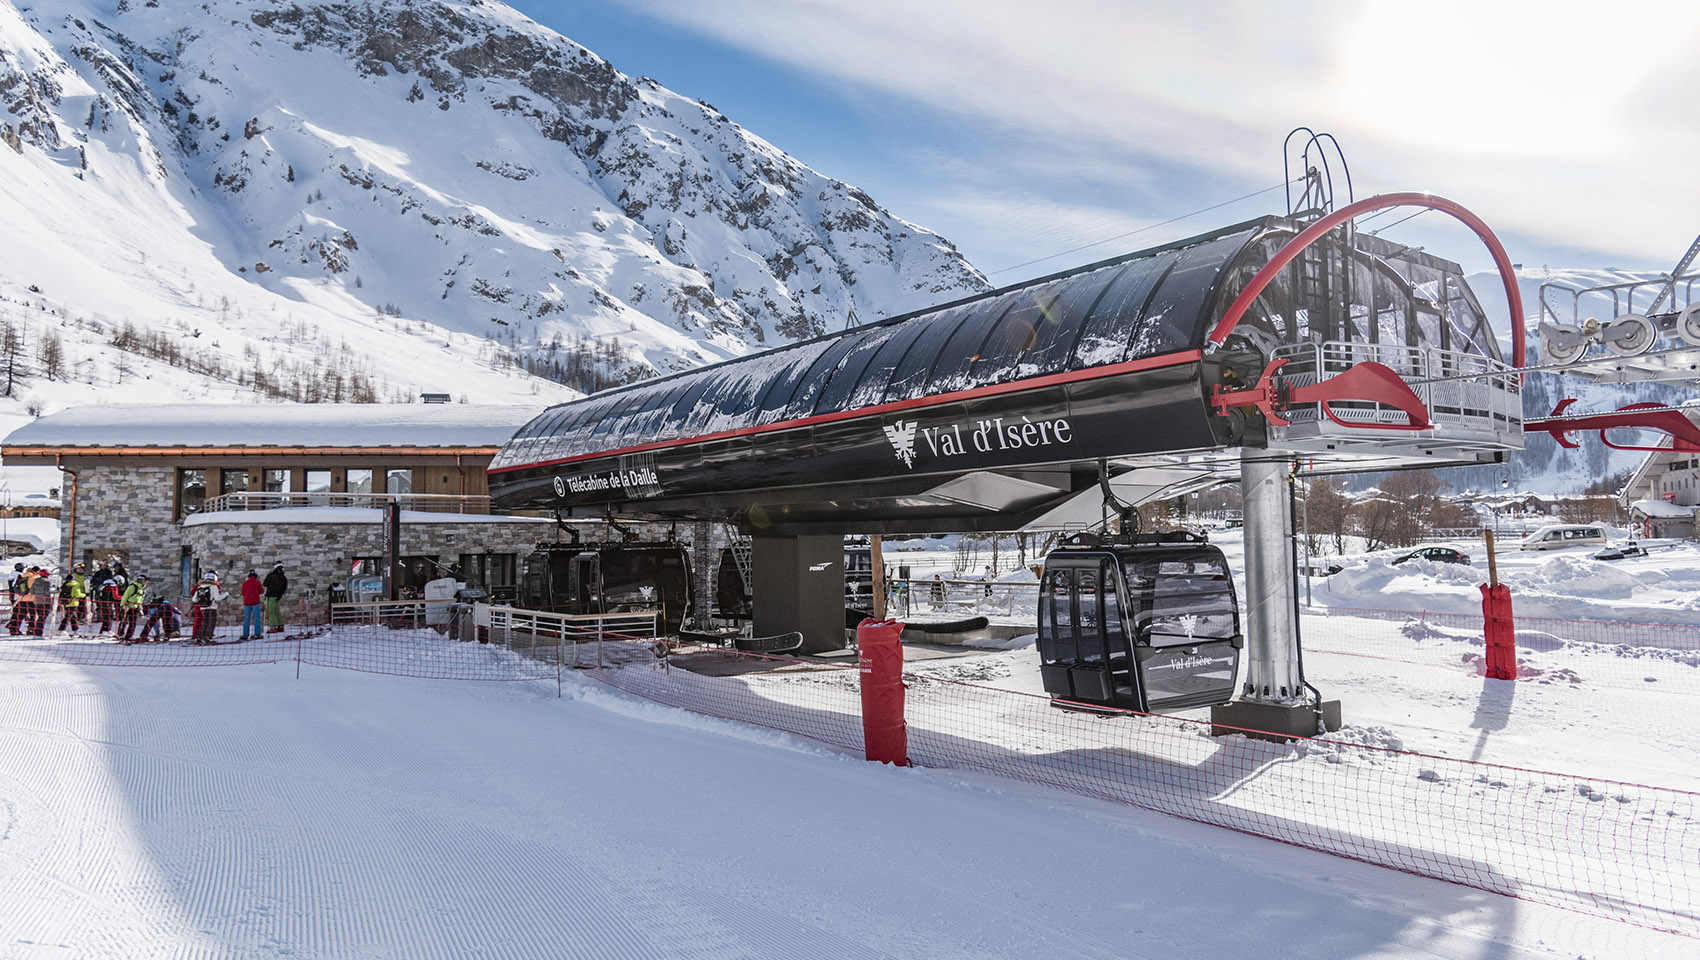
[883,419,918,468]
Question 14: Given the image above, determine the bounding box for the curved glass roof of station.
[492,215,1498,472]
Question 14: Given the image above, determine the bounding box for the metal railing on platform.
[201,491,498,514]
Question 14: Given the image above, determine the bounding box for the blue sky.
[507,1,1698,284]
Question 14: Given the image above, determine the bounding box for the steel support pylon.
[1239,451,1304,702]
[1211,449,1342,740]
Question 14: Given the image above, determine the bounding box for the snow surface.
[1,532,1698,956]
[0,647,1685,960]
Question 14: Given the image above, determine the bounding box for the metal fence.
[201,491,498,514]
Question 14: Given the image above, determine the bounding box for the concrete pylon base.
[1211,699,1342,742]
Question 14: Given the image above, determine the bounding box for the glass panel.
[177,469,206,518]
[1024,268,1127,372]
[925,292,1022,396]
[885,304,975,403]
[669,369,733,436]
[346,469,373,495]
[262,469,289,493]
[385,469,412,495]
[972,289,1061,384]
[591,391,647,446]
[750,343,828,422]
[785,335,865,419]
[1075,566,1102,663]
[845,321,930,409]
[668,372,718,423]
[1100,560,1126,650]
[1046,568,1073,661]
[305,470,332,495]
[1137,231,1257,355]
[812,328,894,414]
[1070,251,1179,368]
[220,469,249,495]
[1140,554,1237,646]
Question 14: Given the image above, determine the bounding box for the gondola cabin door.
[1038,534,1243,714]
[571,553,600,615]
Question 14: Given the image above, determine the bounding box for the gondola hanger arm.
[1211,359,1431,430]
[1525,400,1700,453]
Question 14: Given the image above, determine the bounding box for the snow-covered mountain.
[0,0,989,415]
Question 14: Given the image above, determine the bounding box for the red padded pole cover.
[857,618,909,766]
[1479,583,1518,680]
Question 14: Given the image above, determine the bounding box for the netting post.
[1480,529,1517,680]
[556,632,563,698]
[1480,583,1518,680]
[857,617,909,766]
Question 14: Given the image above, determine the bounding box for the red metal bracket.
[1211,359,1431,430]
[1525,399,1700,452]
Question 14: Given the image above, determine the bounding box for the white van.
[1519,524,1608,551]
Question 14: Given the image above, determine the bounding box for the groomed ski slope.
[0,657,1687,959]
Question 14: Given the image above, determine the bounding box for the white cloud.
[612,0,1700,266]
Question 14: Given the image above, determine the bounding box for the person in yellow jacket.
[117,575,148,642]
[56,564,88,635]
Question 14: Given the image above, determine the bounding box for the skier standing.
[26,568,52,635]
[90,561,117,634]
[56,564,87,634]
[262,562,288,634]
[6,563,26,634]
[239,571,264,640]
[190,572,227,643]
[117,575,147,642]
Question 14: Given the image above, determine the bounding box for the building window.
[386,468,412,495]
[346,468,374,495]
[305,470,332,496]
[176,469,206,519]
[221,470,249,495]
[263,469,290,493]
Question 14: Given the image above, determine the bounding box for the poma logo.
[883,419,919,468]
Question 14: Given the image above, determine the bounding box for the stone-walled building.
[1,404,554,602]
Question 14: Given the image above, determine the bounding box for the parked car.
[1392,546,1471,565]
[1518,524,1608,551]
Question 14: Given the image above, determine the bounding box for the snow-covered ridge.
[0,0,989,417]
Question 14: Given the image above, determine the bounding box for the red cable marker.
[857,618,910,766]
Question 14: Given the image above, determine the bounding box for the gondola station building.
[1,404,554,600]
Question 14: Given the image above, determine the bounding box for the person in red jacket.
[239,570,264,640]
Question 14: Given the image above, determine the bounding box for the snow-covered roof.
[1630,498,1696,519]
[3,404,543,450]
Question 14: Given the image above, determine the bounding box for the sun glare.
[1337,1,1699,156]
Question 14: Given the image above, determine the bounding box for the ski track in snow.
[0,663,1165,958]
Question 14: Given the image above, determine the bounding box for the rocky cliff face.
[0,0,989,389]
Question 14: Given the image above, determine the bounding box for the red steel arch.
[1205,192,1526,368]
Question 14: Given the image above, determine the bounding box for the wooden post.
[870,534,886,620]
[1484,528,1499,587]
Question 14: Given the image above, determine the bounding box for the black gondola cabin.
[1038,532,1241,713]
[521,541,692,635]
